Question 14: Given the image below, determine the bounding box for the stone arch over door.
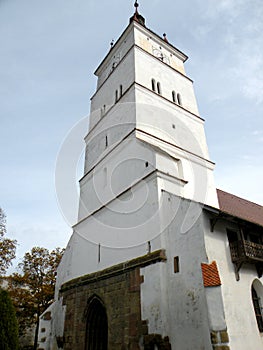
[85,295,108,350]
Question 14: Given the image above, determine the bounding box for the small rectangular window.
[174,256,179,273]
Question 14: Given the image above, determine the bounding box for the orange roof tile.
[201,261,221,287]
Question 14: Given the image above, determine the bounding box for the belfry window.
[115,90,118,103]
[172,91,176,103]
[157,82,162,95]
[120,84,123,97]
[252,285,263,332]
[151,79,156,92]
[85,296,108,350]
[177,93,182,106]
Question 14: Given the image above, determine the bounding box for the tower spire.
[134,0,139,13]
[130,0,145,26]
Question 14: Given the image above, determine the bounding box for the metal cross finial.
[134,0,139,12]
[130,0,145,26]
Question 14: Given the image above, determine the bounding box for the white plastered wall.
[141,192,213,349]
[134,47,199,116]
[204,215,263,350]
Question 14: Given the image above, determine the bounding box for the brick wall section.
[60,250,168,350]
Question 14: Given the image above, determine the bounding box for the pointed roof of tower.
[94,2,188,76]
[130,0,146,26]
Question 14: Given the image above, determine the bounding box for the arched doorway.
[85,295,108,350]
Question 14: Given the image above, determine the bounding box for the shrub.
[0,288,19,350]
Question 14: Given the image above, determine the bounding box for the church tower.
[40,3,257,350]
[74,0,219,257]
[79,1,218,230]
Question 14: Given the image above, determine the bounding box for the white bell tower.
[57,0,218,286]
[78,2,218,222]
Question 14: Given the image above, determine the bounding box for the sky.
[0,0,262,268]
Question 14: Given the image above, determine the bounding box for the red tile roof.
[217,189,263,228]
[201,261,221,287]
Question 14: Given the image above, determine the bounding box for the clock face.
[152,47,170,65]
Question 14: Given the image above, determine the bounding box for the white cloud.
[242,76,263,104]
[7,220,71,273]
[193,0,263,103]
[216,163,263,205]
[190,0,263,105]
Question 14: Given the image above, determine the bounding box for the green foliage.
[0,208,17,276]
[8,247,64,349]
[0,288,19,350]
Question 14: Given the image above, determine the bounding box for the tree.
[0,288,19,350]
[0,207,17,276]
[8,247,64,350]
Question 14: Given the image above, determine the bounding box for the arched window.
[157,82,161,95]
[120,85,123,97]
[177,93,182,106]
[151,79,156,92]
[252,282,263,332]
[105,135,108,148]
[172,91,176,103]
[85,296,108,350]
[115,90,118,103]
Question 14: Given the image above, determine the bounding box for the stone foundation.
[211,329,230,350]
[60,250,167,350]
[144,334,171,350]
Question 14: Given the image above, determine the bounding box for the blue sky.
[0,0,262,267]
